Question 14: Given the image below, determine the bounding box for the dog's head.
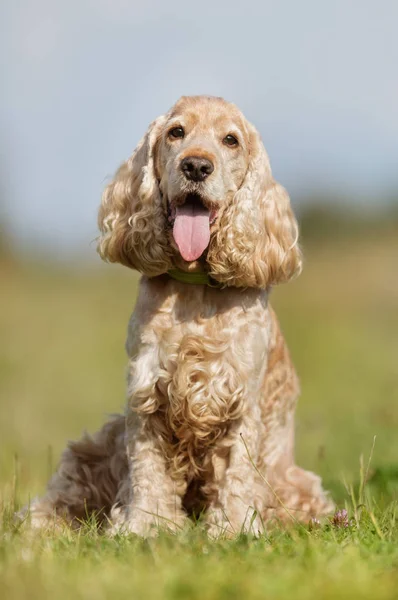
[98,96,302,288]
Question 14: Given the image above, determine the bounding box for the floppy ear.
[207,123,302,288]
[97,115,173,276]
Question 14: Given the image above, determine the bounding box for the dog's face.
[98,95,302,288]
[156,97,250,262]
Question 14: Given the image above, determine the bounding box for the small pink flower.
[308,517,321,530]
[332,509,349,528]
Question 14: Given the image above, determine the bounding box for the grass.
[1,512,397,600]
[1,230,398,599]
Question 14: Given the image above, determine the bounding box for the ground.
[0,230,397,599]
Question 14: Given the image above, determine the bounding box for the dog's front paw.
[123,516,158,538]
[206,505,262,539]
[106,506,155,537]
[107,504,186,538]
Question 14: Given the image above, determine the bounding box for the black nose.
[181,156,214,182]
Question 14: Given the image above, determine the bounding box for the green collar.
[167,268,222,288]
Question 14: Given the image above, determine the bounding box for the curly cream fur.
[98,116,173,275]
[207,124,301,287]
[22,96,333,536]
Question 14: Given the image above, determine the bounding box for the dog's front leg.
[110,345,187,537]
[206,408,263,538]
[119,413,187,536]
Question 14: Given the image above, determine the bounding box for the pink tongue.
[173,202,211,262]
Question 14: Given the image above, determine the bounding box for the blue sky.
[1,0,397,255]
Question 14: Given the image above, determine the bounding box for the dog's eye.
[223,134,239,147]
[169,127,185,139]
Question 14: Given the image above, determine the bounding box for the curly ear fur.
[207,124,302,288]
[97,116,173,276]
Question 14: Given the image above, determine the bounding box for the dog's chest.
[126,282,270,446]
[159,313,268,462]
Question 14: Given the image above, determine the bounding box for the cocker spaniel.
[24,96,333,536]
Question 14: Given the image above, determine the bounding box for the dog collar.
[167,268,222,287]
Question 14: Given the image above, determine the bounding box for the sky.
[1,0,398,256]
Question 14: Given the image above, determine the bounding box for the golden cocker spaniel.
[24,96,333,536]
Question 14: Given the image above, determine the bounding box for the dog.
[23,95,333,537]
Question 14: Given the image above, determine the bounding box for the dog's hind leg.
[18,415,128,530]
[258,310,334,525]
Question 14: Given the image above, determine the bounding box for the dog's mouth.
[167,193,218,262]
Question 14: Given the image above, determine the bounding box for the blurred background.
[1,0,397,506]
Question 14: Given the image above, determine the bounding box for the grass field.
[1,229,397,599]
